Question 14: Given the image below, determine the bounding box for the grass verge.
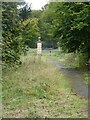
[83,72,90,85]
[42,50,90,85]
[2,54,88,118]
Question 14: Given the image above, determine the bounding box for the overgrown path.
[3,55,88,117]
[47,56,89,99]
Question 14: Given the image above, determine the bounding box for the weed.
[83,72,90,85]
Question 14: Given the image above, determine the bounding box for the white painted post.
[37,37,42,63]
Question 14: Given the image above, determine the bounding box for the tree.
[39,3,57,48]
[2,2,24,65]
[22,18,40,48]
[19,3,31,21]
[54,2,90,62]
[31,10,42,19]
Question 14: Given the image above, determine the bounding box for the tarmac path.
[47,56,90,99]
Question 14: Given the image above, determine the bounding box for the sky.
[24,0,49,10]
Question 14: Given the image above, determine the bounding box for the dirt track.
[47,57,90,99]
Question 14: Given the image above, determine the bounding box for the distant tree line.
[2,2,90,67]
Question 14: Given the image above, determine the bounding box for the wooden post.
[37,37,42,63]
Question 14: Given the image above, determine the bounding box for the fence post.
[37,37,42,63]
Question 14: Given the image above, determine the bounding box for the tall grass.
[2,54,88,118]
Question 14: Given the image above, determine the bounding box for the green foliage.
[39,3,57,48]
[54,2,90,61]
[22,18,40,48]
[19,9,40,49]
[83,72,90,85]
[2,2,24,65]
[19,3,31,21]
[38,2,90,67]
[78,52,88,68]
[2,2,33,65]
[2,1,90,68]
[31,10,42,19]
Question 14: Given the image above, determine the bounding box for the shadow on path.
[47,57,90,99]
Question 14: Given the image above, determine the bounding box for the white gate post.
[37,37,42,63]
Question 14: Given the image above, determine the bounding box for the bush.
[78,52,88,69]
